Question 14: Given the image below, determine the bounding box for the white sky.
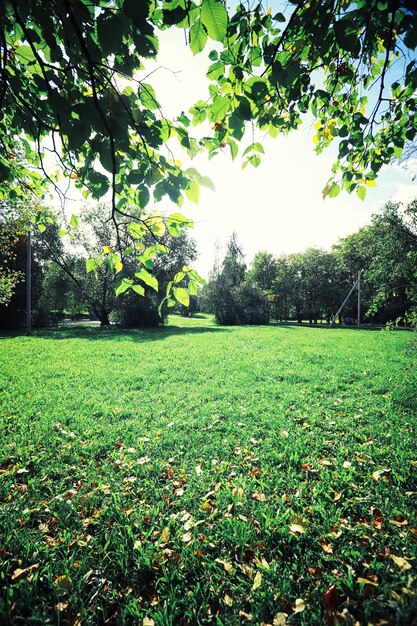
[145,28,417,276]
[59,13,417,278]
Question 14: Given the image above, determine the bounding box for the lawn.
[0,317,416,625]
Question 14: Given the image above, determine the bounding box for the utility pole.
[26,229,31,336]
[357,269,361,328]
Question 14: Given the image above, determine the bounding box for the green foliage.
[203,233,269,325]
[116,231,198,327]
[232,198,417,326]
[0,320,416,623]
[3,1,417,250]
[3,1,417,308]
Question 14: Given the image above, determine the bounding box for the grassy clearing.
[0,316,416,625]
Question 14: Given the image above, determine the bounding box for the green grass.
[0,316,416,625]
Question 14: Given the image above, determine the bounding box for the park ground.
[0,316,416,625]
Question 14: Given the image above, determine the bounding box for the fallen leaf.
[323,584,339,611]
[357,577,378,587]
[253,491,267,502]
[11,563,39,582]
[390,555,412,571]
[143,618,155,626]
[390,517,408,527]
[138,456,151,465]
[54,575,72,595]
[333,491,342,502]
[224,593,233,606]
[289,514,308,534]
[16,468,29,474]
[239,610,252,620]
[200,500,214,512]
[160,527,170,546]
[239,563,253,578]
[273,614,288,626]
[182,532,192,544]
[215,558,233,575]
[371,468,390,482]
[320,541,333,554]
[195,465,202,476]
[294,598,306,613]
[252,571,262,590]
[38,523,49,533]
[45,535,61,547]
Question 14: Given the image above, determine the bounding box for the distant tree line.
[1,198,416,329]
[201,200,417,326]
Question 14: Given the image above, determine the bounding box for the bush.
[204,279,269,326]
[234,282,269,325]
[114,292,165,328]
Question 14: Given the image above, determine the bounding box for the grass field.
[0,316,416,625]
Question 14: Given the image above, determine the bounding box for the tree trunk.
[99,310,110,326]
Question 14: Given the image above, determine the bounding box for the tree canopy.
[2,0,417,301]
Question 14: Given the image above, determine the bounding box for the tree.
[363,201,417,321]
[203,233,268,324]
[38,204,198,325]
[115,230,198,326]
[269,255,292,322]
[248,251,277,290]
[2,0,417,305]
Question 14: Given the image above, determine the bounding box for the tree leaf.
[115,278,133,296]
[132,284,145,296]
[189,18,208,54]
[11,564,39,582]
[140,83,159,110]
[173,287,190,307]
[356,186,366,201]
[200,175,215,191]
[201,0,228,43]
[185,178,200,204]
[112,254,123,274]
[135,268,158,291]
[70,214,79,229]
[328,182,341,198]
[210,95,230,123]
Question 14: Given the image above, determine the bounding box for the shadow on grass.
[5,323,231,343]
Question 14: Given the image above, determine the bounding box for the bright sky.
[145,26,417,277]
